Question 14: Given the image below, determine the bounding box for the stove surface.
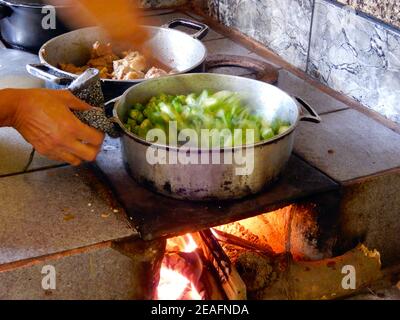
[94,138,339,241]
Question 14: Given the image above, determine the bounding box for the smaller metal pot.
[0,0,71,52]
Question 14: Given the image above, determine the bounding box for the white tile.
[308,0,400,124]
[217,0,314,70]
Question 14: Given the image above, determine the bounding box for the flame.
[157,234,203,300]
[182,234,198,253]
[189,283,203,300]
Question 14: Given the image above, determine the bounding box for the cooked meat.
[59,41,171,80]
[144,67,168,79]
[91,41,115,58]
[123,71,145,80]
[59,63,89,75]
[112,51,147,80]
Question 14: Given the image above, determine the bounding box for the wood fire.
[156,205,383,300]
[156,234,204,300]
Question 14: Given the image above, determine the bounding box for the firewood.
[235,244,382,300]
[200,263,226,300]
[212,229,276,256]
[192,231,247,300]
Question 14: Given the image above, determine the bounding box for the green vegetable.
[133,103,145,112]
[124,90,291,147]
[261,127,274,140]
[138,119,153,138]
[129,109,144,124]
[127,118,137,127]
[278,125,290,135]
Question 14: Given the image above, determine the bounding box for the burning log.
[193,230,247,300]
[157,234,225,300]
[199,265,226,300]
[163,251,205,293]
[157,234,206,300]
[212,229,276,256]
[235,244,382,300]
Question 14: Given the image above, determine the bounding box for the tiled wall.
[309,0,400,124]
[200,0,400,124]
[217,0,313,70]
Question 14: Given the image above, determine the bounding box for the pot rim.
[112,73,301,152]
[38,25,208,83]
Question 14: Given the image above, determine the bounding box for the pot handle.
[26,63,73,86]
[296,97,321,123]
[162,18,209,40]
[104,97,119,118]
[0,3,11,20]
[104,98,123,137]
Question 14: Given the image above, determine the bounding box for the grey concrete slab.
[0,239,165,300]
[183,10,206,22]
[294,109,400,182]
[0,247,137,299]
[277,70,349,115]
[0,165,137,265]
[207,66,256,76]
[141,9,175,17]
[204,38,251,56]
[248,52,282,69]
[0,128,63,177]
[338,171,400,266]
[142,11,224,41]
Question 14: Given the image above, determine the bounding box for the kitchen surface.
[0,1,400,303]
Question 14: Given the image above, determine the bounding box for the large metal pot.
[0,0,71,52]
[26,19,209,100]
[109,73,321,201]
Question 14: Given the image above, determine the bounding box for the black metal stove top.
[93,138,339,241]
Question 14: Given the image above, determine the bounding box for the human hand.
[51,0,148,50]
[11,89,105,166]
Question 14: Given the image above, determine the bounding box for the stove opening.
[155,204,382,300]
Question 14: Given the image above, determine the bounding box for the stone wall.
[337,0,400,29]
[198,0,400,125]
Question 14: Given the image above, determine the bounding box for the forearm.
[0,88,21,127]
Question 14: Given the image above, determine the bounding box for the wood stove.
[90,136,364,300]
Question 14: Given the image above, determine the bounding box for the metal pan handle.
[295,97,321,123]
[162,18,209,40]
[26,63,73,86]
[105,97,119,118]
[104,98,124,138]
